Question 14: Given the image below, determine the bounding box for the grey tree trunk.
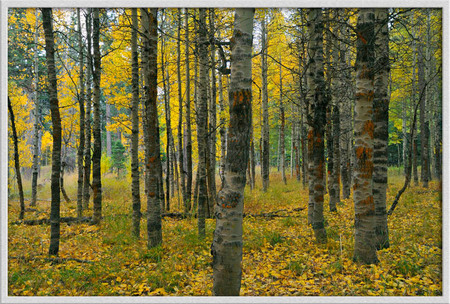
[290,104,295,178]
[42,8,62,256]
[261,13,270,192]
[301,96,307,188]
[92,8,102,225]
[177,9,186,213]
[434,74,442,181]
[339,36,351,200]
[185,9,193,213]
[306,8,327,243]
[299,28,308,188]
[131,8,141,238]
[329,12,341,212]
[208,8,217,213]
[325,10,333,201]
[402,99,408,173]
[8,97,25,220]
[418,41,429,188]
[411,19,419,186]
[83,9,92,210]
[197,8,209,237]
[353,8,378,264]
[218,72,227,186]
[212,8,254,296]
[76,8,85,218]
[373,8,390,250]
[425,9,432,182]
[417,42,428,188]
[60,145,71,203]
[161,28,172,211]
[141,8,163,248]
[106,103,112,157]
[31,8,40,207]
[279,57,287,185]
[250,130,256,190]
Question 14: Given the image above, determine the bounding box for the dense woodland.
[7,7,442,296]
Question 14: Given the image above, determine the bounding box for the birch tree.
[42,8,62,256]
[131,8,141,238]
[373,8,390,250]
[212,8,255,296]
[353,8,378,264]
[92,8,102,224]
[306,8,327,243]
[142,8,163,248]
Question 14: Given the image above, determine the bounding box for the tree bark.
[8,97,25,220]
[197,8,209,237]
[92,8,102,225]
[279,57,287,185]
[261,13,270,192]
[353,8,378,264]
[161,25,172,211]
[306,8,327,243]
[425,9,432,182]
[76,8,85,218]
[418,41,428,188]
[212,8,254,296]
[60,151,71,204]
[328,12,341,212]
[339,37,351,200]
[31,9,40,207]
[218,72,227,187]
[42,8,62,256]
[105,103,112,157]
[373,8,390,250]
[208,8,217,213]
[177,9,186,213]
[250,132,256,190]
[142,8,163,248]
[83,9,92,210]
[185,9,193,213]
[131,8,141,238]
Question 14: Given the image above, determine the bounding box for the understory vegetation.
[8,168,442,296]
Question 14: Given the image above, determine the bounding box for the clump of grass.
[265,231,284,247]
[394,258,420,277]
[286,260,308,275]
[140,245,164,263]
[281,216,296,227]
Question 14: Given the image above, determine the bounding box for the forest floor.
[7,168,442,296]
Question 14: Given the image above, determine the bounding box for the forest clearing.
[6,7,444,299]
[7,169,442,296]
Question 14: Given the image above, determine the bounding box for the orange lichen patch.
[367,90,374,102]
[364,120,374,139]
[307,130,314,151]
[358,195,374,207]
[359,65,371,79]
[355,146,365,159]
[360,163,373,179]
[148,192,155,197]
[316,161,324,178]
[357,31,367,44]
[355,92,366,99]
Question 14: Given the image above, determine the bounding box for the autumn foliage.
[8,171,442,296]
